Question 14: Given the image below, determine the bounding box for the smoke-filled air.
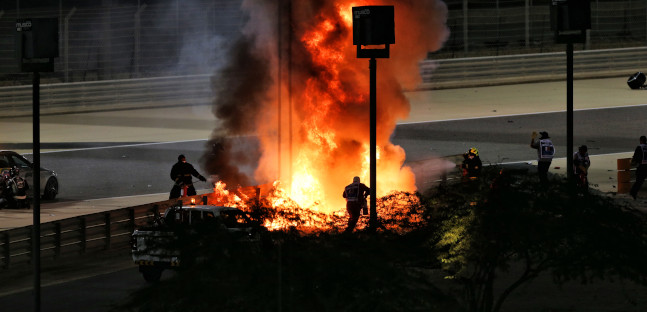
[201,0,450,214]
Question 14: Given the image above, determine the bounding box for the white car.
[0,150,59,200]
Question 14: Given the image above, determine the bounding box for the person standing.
[573,145,591,190]
[169,154,207,199]
[530,131,555,185]
[342,176,370,233]
[630,136,647,199]
[461,147,482,181]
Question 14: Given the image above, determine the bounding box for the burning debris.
[201,0,449,222]
[198,181,425,234]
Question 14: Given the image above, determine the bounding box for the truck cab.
[131,204,264,282]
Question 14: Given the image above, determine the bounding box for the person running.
[342,176,370,233]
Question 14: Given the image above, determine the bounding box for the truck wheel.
[140,266,163,283]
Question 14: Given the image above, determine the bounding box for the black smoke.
[200,33,273,187]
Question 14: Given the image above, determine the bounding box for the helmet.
[353,176,360,183]
[468,147,479,156]
[579,145,588,153]
[178,154,186,162]
[539,131,550,139]
[10,166,19,177]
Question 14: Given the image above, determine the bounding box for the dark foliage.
[118,230,459,312]
[119,166,647,312]
[427,166,647,312]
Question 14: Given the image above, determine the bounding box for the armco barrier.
[0,185,271,271]
[0,195,203,270]
[420,47,647,90]
[0,74,213,117]
[1,47,646,117]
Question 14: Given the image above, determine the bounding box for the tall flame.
[204,0,450,220]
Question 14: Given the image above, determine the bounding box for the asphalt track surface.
[394,105,647,163]
[8,104,644,203]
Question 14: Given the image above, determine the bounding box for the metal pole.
[134,4,146,78]
[525,0,530,48]
[288,0,293,193]
[32,70,41,312]
[463,0,468,53]
[277,0,282,182]
[369,58,377,230]
[64,7,76,82]
[567,43,574,181]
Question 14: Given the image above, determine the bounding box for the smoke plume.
[202,0,449,211]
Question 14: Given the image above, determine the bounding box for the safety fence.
[0,0,244,83]
[0,196,195,270]
[436,0,647,57]
[2,1,647,87]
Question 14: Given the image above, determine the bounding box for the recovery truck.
[131,203,265,282]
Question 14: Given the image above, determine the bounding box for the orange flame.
[229,0,449,229]
[207,181,423,233]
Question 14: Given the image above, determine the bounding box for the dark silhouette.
[170,154,207,199]
[573,145,590,190]
[461,147,482,180]
[342,176,370,233]
[630,135,647,199]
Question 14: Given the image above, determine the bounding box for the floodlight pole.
[369,58,377,229]
[16,18,58,312]
[352,5,394,231]
[566,43,574,181]
[550,0,590,183]
[32,70,41,312]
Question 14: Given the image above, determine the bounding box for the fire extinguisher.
[362,197,368,215]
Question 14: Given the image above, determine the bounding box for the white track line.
[398,103,647,125]
[22,139,209,154]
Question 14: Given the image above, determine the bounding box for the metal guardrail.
[0,196,195,270]
[0,74,213,117]
[1,47,645,116]
[420,47,647,89]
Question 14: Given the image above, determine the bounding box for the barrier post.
[54,223,61,258]
[2,232,9,269]
[104,212,111,250]
[79,217,86,254]
[617,158,632,193]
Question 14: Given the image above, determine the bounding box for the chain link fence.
[435,0,647,58]
[0,0,645,86]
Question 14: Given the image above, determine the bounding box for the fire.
[207,0,450,231]
[207,181,247,208]
[271,0,419,213]
[206,180,423,233]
